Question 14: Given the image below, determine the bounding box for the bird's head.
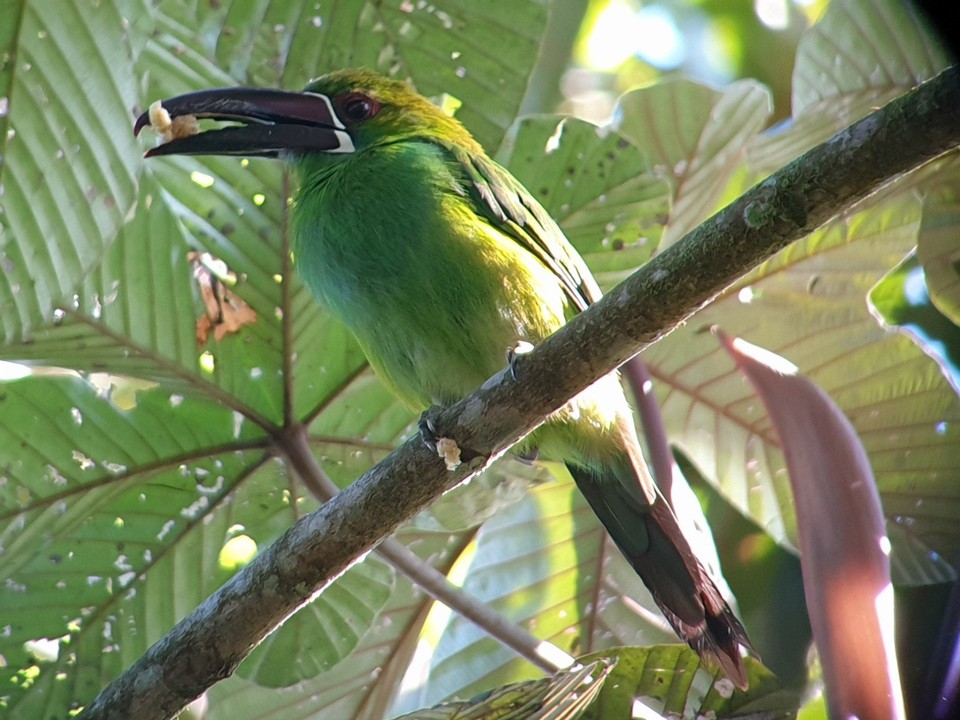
[134,68,482,162]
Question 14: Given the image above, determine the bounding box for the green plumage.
[140,68,751,687]
[291,70,750,685]
[295,140,568,411]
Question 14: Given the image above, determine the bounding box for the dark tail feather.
[567,462,752,689]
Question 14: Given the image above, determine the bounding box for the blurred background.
[523,0,829,123]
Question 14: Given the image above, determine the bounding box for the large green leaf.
[5,515,476,719]
[791,0,948,116]
[201,527,477,720]
[0,375,273,713]
[0,3,23,138]
[0,0,146,343]
[396,648,792,720]
[287,0,547,153]
[394,660,614,720]
[237,555,396,687]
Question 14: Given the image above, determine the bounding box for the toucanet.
[135,69,752,686]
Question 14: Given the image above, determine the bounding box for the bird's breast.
[292,143,570,407]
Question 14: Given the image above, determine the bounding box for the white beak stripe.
[303,91,348,130]
[330,129,355,153]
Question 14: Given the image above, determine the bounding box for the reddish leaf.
[717,330,905,720]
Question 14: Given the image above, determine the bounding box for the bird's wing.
[445,142,601,312]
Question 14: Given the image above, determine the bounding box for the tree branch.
[78,66,960,720]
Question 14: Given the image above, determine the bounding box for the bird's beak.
[133,88,354,158]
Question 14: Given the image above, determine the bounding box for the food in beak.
[146,101,200,143]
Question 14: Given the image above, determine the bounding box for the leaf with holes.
[0,0,147,343]
[579,646,793,720]
[497,115,671,290]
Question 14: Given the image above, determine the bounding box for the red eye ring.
[335,92,380,125]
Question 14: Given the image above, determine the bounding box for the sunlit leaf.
[792,0,948,116]
[580,646,794,720]
[917,180,960,328]
[644,195,960,571]
[0,375,275,714]
[393,660,613,720]
[392,472,679,713]
[613,79,771,246]
[749,0,951,174]
[202,527,475,720]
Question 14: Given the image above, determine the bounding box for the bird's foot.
[418,406,443,452]
[506,340,535,380]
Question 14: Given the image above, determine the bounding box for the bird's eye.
[336,92,380,125]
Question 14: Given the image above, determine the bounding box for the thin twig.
[621,359,674,496]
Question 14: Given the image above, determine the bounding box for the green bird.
[135,69,751,686]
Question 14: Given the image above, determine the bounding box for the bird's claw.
[418,406,442,452]
[506,340,535,380]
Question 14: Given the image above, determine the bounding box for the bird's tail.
[566,460,752,689]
